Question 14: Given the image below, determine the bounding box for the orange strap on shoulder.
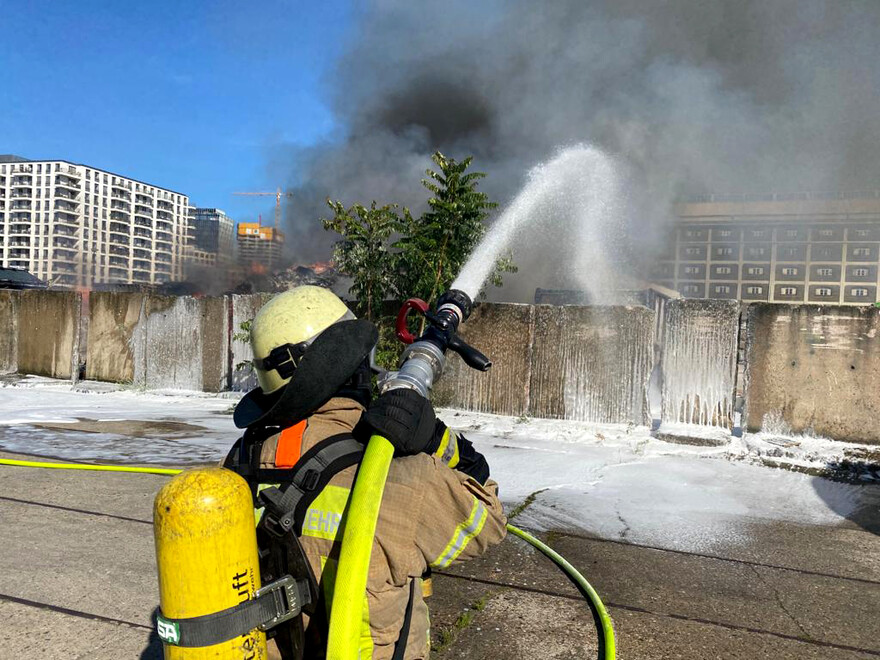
[275,420,307,468]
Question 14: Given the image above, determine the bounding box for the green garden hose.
[507,523,616,660]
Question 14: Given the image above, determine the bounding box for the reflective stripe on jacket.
[257,397,507,660]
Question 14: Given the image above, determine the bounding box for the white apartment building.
[0,157,190,288]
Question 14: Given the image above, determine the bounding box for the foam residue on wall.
[230,294,270,392]
[528,305,654,424]
[661,299,740,427]
[131,296,203,391]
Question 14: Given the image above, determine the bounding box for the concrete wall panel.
[745,304,880,444]
[434,303,533,416]
[200,296,230,393]
[0,290,20,374]
[133,296,204,390]
[529,305,654,424]
[661,299,739,428]
[85,292,145,383]
[17,290,81,379]
[230,294,273,392]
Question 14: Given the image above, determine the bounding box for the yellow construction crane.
[232,187,293,230]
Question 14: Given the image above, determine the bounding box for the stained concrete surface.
[1,449,878,659]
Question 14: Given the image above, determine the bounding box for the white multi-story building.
[0,156,190,288]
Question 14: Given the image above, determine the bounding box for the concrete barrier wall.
[16,290,81,379]
[529,305,654,424]
[0,290,20,374]
[744,304,880,444]
[439,304,654,424]
[230,294,272,392]
[86,292,146,383]
[661,299,740,428]
[434,303,533,416]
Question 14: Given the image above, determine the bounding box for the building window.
[718,230,732,238]
[746,286,763,295]
[818,229,833,237]
[853,268,870,277]
[814,248,833,259]
[747,267,765,276]
[716,266,732,275]
[751,230,766,239]
[851,288,870,298]
[817,267,834,276]
[748,248,767,257]
[782,248,799,258]
[781,287,798,296]
[854,229,870,238]
[684,230,699,238]
[785,230,798,239]
[684,266,700,275]
[682,285,699,294]
[716,247,734,256]
[852,247,872,257]
[715,285,731,294]
[815,288,833,297]
[781,267,798,276]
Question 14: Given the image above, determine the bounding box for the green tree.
[394,152,516,306]
[321,201,404,321]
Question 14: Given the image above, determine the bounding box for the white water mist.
[453,144,626,302]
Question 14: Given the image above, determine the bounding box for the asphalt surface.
[0,449,878,659]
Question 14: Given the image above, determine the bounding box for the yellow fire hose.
[0,455,615,659]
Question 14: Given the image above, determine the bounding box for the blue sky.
[0,0,354,224]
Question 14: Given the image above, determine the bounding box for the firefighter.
[229,285,507,660]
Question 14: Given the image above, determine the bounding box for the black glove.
[357,388,439,456]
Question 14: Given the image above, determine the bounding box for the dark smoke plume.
[281,0,880,300]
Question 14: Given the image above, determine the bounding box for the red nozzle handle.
[396,298,429,344]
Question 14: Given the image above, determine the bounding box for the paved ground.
[0,449,878,659]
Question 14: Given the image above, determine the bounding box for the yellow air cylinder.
[154,467,268,659]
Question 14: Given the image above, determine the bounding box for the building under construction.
[237,222,284,271]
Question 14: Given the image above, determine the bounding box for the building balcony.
[54,262,77,274]
[133,239,152,250]
[63,166,81,179]
[109,245,128,257]
[10,201,32,210]
[133,248,151,259]
[52,225,77,237]
[109,257,128,268]
[111,189,132,201]
[110,201,131,212]
[155,254,172,264]
[54,175,81,190]
[9,249,31,260]
[11,163,33,174]
[135,194,154,205]
[55,201,79,213]
[11,175,33,186]
[156,263,172,274]
[134,218,151,228]
[109,233,131,246]
[109,220,129,233]
[133,260,151,272]
[156,221,172,232]
[110,210,130,222]
[134,228,152,239]
[53,237,77,249]
[156,232,172,243]
[53,249,78,263]
[109,266,128,278]
[134,205,152,217]
[55,190,80,201]
[9,223,32,236]
[53,211,79,225]
[8,259,31,270]
[7,239,31,247]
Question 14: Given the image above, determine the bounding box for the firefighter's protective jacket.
[258,397,507,660]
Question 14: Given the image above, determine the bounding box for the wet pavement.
[1,445,878,659]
